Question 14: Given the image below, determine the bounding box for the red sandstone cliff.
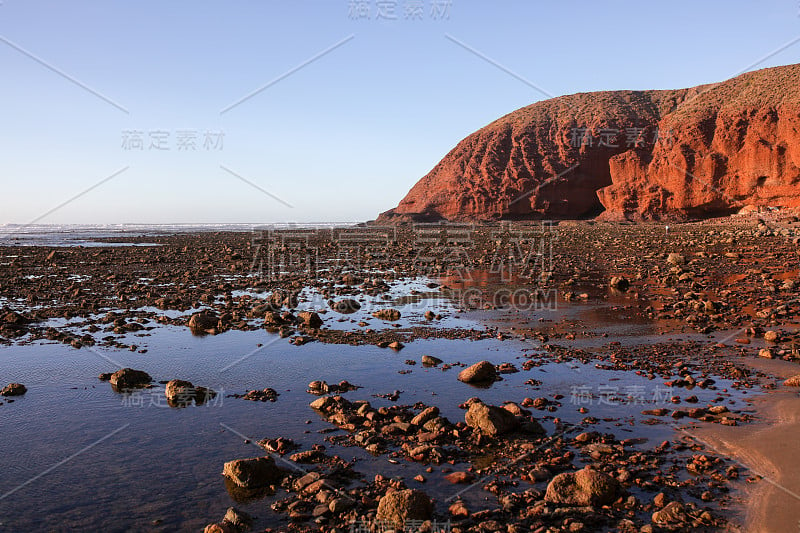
[378,64,800,222]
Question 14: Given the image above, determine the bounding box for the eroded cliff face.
[378,64,800,222]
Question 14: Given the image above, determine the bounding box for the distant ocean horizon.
[0,222,362,247]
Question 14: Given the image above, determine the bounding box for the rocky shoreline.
[1,215,799,531]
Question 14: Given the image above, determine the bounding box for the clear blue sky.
[1,0,798,224]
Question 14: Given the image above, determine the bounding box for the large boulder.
[465,402,518,436]
[458,361,497,384]
[544,466,621,506]
[222,456,282,489]
[109,368,152,389]
[375,489,433,528]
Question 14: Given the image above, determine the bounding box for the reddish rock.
[372,308,401,321]
[544,466,621,506]
[445,471,475,484]
[378,64,800,222]
[784,375,800,387]
[458,361,497,384]
[375,489,433,528]
[297,311,323,329]
[449,500,470,518]
[465,401,519,435]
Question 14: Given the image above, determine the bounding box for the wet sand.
[695,357,800,532]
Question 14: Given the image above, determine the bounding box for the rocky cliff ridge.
[378,64,800,222]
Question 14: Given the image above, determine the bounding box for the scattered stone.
[109,368,152,390]
[165,379,194,402]
[263,311,285,326]
[223,507,252,531]
[375,489,433,528]
[236,388,279,402]
[544,466,621,506]
[307,380,360,395]
[652,501,689,527]
[457,361,497,384]
[188,311,219,333]
[667,253,685,265]
[610,276,630,291]
[0,383,26,396]
[165,379,216,406]
[332,299,361,313]
[411,406,439,426]
[298,311,323,329]
[258,437,297,455]
[784,375,800,387]
[203,522,236,533]
[421,355,443,366]
[445,471,474,484]
[465,401,519,436]
[449,500,470,518]
[372,309,401,321]
[222,456,282,488]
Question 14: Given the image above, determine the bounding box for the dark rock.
[421,355,443,366]
[0,383,26,396]
[222,456,282,488]
[188,311,219,333]
[332,299,361,313]
[109,368,152,389]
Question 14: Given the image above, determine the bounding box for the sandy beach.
[695,357,800,532]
